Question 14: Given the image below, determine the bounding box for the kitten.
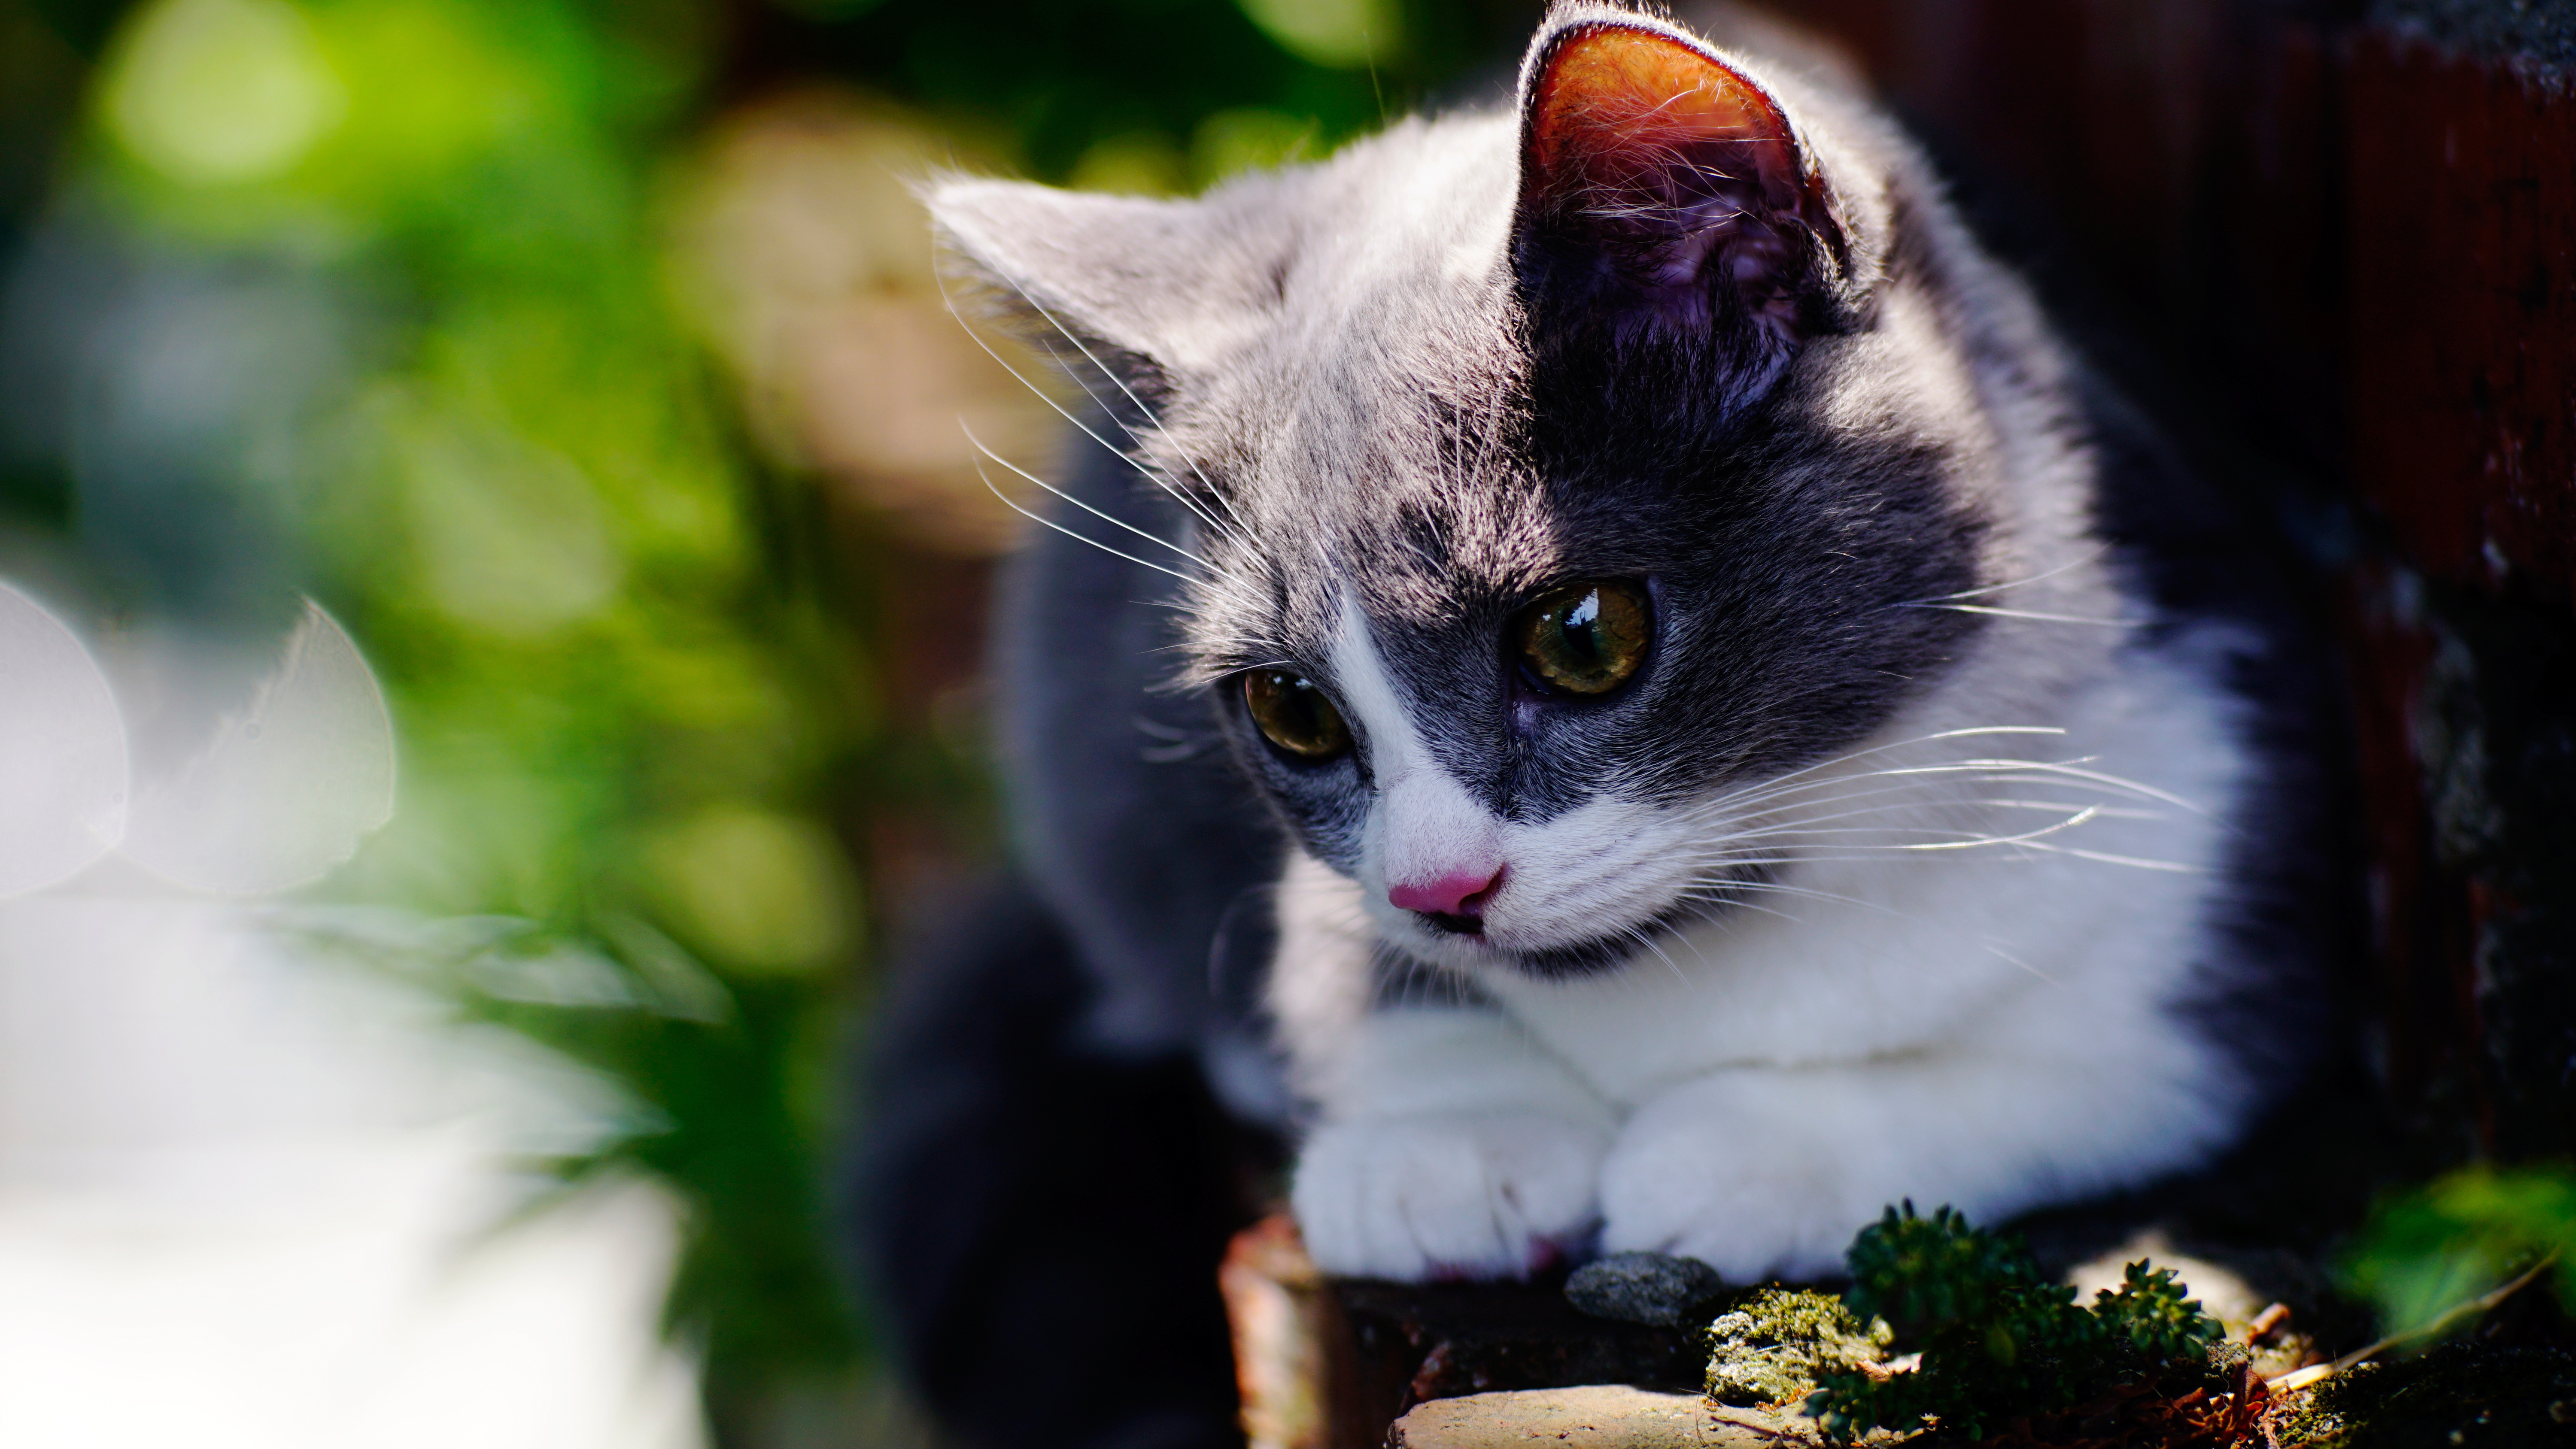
[903,0,2333,1307]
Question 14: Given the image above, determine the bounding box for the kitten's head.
[933,4,2016,979]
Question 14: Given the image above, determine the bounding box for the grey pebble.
[1564,1252,1727,1327]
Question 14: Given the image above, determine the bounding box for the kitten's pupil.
[1567,592,1600,634]
[1244,669,1352,760]
[1519,582,1651,695]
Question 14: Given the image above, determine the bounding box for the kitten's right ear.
[1511,9,1851,349]
[927,177,1281,385]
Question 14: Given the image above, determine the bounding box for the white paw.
[1291,1111,1609,1281]
[1597,1081,1876,1283]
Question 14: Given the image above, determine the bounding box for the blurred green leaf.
[2339,1163,2576,1339]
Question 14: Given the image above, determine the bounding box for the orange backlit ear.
[1514,18,1837,318]
[1523,24,1809,223]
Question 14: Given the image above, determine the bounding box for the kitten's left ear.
[1513,10,1850,344]
[927,178,1289,388]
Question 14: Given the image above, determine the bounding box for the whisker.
[961,267,1267,549]
[972,459,1200,584]
[1896,602,2136,627]
[1722,805,2104,855]
[1688,760,2147,828]
[1716,758,2203,817]
[1695,791,2107,837]
[964,424,1230,576]
[1897,548,2108,605]
[933,267,1250,549]
[1697,726,2071,813]
[1676,874,1899,910]
[1621,922,1692,985]
[1676,879,2062,984]
[2010,842,2208,873]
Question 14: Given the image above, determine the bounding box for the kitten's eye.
[1516,581,1652,695]
[1242,670,1352,760]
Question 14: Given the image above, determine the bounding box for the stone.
[1702,1288,1891,1407]
[1564,1252,1725,1328]
[1386,1385,1815,1449]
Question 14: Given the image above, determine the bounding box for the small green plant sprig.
[1806,1203,2224,1442]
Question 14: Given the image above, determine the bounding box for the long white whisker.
[1671,896,1810,928]
[1713,819,2084,845]
[1677,880,1875,913]
[1732,805,2102,854]
[2008,842,2208,873]
[1899,548,2107,604]
[1738,795,2167,831]
[1896,603,2136,627]
[1621,923,1691,985]
[963,424,1227,575]
[973,460,1199,584]
[1690,790,2133,840]
[1715,758,2203,818]
[1689,758,2142,825]
[967,270,1266,548]
[933,267,1249,548]
[1698,727,2071,812]
[1950,761,2207,815]
[1677,879,2063,983]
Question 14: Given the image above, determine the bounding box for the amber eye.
[1242,670,1352,760]
[1516,581,1652,695]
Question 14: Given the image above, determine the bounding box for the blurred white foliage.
[0,899,703,1449]
[0,584,129,898]
[0,587,704,1446]
[118,600,398,894]
[0,586,395,899]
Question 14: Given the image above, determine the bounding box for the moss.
[1702,1288,1891,1406]
[1804,1204,2227,1443]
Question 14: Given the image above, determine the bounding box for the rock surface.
[1564,1253,1727,1328]
[1386,1385,1814,1449]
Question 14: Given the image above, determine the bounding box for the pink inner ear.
[1525,24,1808,227]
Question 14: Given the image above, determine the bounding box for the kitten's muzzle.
[1391,864,1504,936]
[1417,909,1485,937]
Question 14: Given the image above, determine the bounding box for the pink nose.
[1389,867,1504,918]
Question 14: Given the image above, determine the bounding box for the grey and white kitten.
[928,2,2331,1286]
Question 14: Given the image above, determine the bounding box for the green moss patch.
[1704,1287,1892,1407]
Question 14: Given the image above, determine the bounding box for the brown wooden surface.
[1326,1277,1703,1449]
[2347,30,2576,598]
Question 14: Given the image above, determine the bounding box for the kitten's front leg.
[1291,1008,1616,1281]
[1597,1040,2231,1282]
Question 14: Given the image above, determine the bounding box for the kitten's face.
[936,6,1998,979]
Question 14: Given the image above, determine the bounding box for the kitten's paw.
[1597,1085,1869,1284]
[1291,1112,1608,1282]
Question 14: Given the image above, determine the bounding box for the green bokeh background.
[0,0,1532,1442]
